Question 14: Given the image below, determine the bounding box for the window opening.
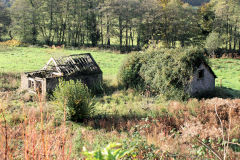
[198,69,204,79]
[28,79,34,89]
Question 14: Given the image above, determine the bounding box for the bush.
[205,31,222,55]
[0,39,22,47]
[119,46,208,100]
[118,52,149,89]
[53,79,93,121]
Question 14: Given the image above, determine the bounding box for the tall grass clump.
[53,79,93,122]
[119,46,208,100]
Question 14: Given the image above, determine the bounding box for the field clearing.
[0,47,127,78]
[211,58,240,90]
[0,47,239,92]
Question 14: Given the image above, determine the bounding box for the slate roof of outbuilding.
[42,53,102,76]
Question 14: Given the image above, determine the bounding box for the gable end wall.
[188,64,215,95]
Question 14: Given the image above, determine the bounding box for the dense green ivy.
[119,47,208,100]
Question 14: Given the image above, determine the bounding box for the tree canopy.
[0,0,240,52]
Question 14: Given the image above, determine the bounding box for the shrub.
[118,52,148,89]
[0,39,21,47]
[53,79,93,121]
[90,80,104,95]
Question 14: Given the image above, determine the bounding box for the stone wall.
[45,73,103,94]
[188,64,215,95]
[21,72,102,96]
[20,73,28,90]
[75,74,103,87]
[21,73,47,98]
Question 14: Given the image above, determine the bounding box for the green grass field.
[211,58,240,90]
[0,47,239,92]
[0,47,127,78]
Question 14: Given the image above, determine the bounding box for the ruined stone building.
[188,62,217,96]
[21,53,102,96]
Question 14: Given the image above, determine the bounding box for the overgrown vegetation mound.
[53,79,93,121]
[119,47,208,100]
[118,52,146,89]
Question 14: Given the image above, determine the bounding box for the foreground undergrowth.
[0,87,240,159]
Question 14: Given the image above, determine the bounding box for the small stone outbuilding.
[21,53,102,96]
[188,62,217,96]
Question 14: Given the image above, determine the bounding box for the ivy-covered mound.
[119,47,208,100]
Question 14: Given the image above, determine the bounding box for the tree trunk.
[233,22,237,50]
[181,40,184,47]
[48,0,53,45]
[61,22,66,44]
[125,22,128,48]
[32,13,37,45]
[137,26,140,49]
[226,15,229,50]
[100,14,103,46]
[130,28,134,47]
[119,16,123,52]
[239,40,240,52]
[8,31,13,40]
[229,25,232,50]
[107,15,110,47]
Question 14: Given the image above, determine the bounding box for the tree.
[199,3,215,37]
[154,0,201,47]
[136,0,161,48]
[210,0,240,50]
[10,0,38,44]
[86,0,100,47]
[104,0,143,52]
[6,0,238,51]
[0,1,11,40]
[99,0,114,47]
[205,31,222,55]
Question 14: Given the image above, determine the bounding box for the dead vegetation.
[0,96,74,160]
[84,98,240,159]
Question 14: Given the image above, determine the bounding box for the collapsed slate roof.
[26,53,102,78]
